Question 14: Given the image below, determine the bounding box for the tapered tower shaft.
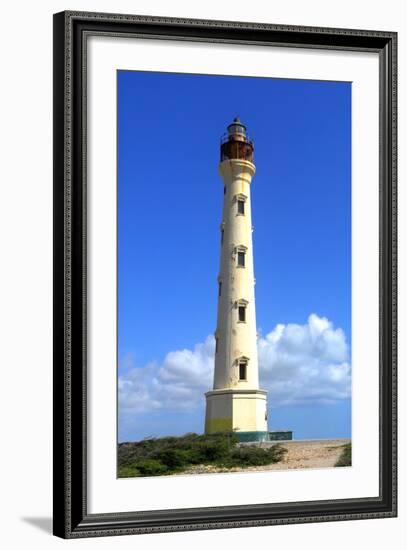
[205,118,268,441]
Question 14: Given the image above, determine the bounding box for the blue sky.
[117,70,351,443]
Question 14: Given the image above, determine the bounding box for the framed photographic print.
[53,10,397,538]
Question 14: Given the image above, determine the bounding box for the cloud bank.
[257,314,350,406]
[119,336,215,413]
[119,314,351,414]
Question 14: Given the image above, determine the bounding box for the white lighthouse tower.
[205,118,269,442]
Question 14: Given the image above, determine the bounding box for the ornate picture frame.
[53,10,397,538]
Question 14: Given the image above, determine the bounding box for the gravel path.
[257,439,351,471]
[181,439,351,475]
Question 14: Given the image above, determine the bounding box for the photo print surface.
[117,70,351,477]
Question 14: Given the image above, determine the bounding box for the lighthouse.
[205,118,269,442]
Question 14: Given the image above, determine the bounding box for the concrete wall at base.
[205,389,268,434]
[269,431,293,441]
[205,392,233,433]
[235,431,270,442]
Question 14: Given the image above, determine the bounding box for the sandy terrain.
[181,439,351,475]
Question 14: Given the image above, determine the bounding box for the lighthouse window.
[218,281,222,296]
[215,337,219,354]
[237,199,245,215]
[238,305,246,322]
[237,251,245,267]
[239,361,247,381]
[221,229,224,245]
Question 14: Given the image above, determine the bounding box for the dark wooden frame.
[53,10,397,538]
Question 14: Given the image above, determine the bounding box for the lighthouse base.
[205,388,268,438]
[233,431,270,442]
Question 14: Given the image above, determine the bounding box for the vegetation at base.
[335,442,352,467]
[118,432,287,477]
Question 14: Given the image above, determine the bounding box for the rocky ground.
[180,439,351,475]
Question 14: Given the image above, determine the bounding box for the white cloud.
[118,314,351,414]
[119,336,214,413]
[258,314,351,406]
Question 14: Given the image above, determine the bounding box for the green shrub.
[136,459,168,476]
[117,433,286,477]
[117,465,139,478]
[230,447,267,466]
[267,444,288,463]
[156,448,190,469]
[335,442,351,467]
[193,438,230,462]
[220,444,287,468]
